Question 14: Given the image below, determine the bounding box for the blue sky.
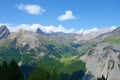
[0,0,120,32]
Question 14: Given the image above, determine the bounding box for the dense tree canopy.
[0,60,24,80]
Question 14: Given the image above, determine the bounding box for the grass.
[61,60,86,74]
[22,54,33,64]
[0,39,14,48]
[53,55,86,74]
[0,33,87,75]
[0,48,21,63]
[77,40,99,56]
[59,55,79,65]
[104,36,120,44]
[40,55,86,75]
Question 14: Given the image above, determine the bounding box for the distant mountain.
[36,28,46,35]
[96,27,120,41]
[112,27,120,33]
[0,25,120,80]
[81,27,120,80]
[73,27,115,43]
[0,25,10,40]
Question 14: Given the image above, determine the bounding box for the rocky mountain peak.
[111,27,120,33]
[95,27,120,41]
[0,25,10,40]
[0,25,7,29]
[36,28,46,35]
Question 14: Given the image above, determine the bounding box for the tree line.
[0,60,106,80]
[0,60,24,80]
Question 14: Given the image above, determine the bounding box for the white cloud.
[0,23,75,33]
[16,3,45,15]
[39,25,75,33]
[110,26,117,30]
[0,23,117,34]
[0,23,14,31]
[76,26,117,34]
[83,28,98,34]
[58,10,75,21]
[75,26,117,41]
[76,28,98,34]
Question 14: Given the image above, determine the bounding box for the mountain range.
[0,25,120,80]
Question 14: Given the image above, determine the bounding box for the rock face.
[74,27,115,43]
[36,28,46,35]
[0,25,120,80]
[81,43,120,80]
[0,25,10,40]
[10,29,40,49]
[96,27,120,41]
[81,27,120,80]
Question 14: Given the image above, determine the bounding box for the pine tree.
[0,60,24,80]
[9,60,24,80]
[29,72,38,80]
[1,60,9,80]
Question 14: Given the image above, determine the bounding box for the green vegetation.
[22,54,33,64]
[0,38,87,79]
[77,40,99,56]
[0,39,14,48]
[104,36,120,44]
[0,32,87,80]
[60,60,86,74]
[0,48,21,62]
[41,56,86,75]
[29,61,60,80]
[28,59,86,80]
[0,60,24,80]
[59,56,79,65]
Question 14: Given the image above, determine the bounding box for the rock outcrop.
[0,25,10,40]
[36,28,46,35]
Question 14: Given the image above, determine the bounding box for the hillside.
[0,25,120,80]
[81,27,120,80]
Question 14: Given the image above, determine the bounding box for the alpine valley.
[0,25,120,80]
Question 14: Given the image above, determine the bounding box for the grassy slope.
[0,33,87,75]
[104,36,120,44]
[40,55,86,75]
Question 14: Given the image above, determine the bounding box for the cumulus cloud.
[16,3,45,15]
[0,23,117,34]
[0,23,75,33]
[38,24,75,33]
[58,10,75,21]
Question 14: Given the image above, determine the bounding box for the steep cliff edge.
[0,25,10,40]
